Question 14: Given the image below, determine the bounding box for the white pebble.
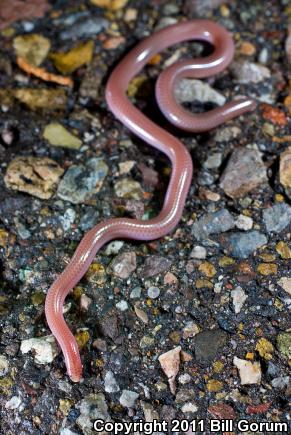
[5,396,22,410]
[147,286,160,299]
[190,245,207,259]
[20,335,58,364]
[115,300,128,311]
[235,214,253,230]
[0,355,9,376]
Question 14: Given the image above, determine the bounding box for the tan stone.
[4,156,64,199]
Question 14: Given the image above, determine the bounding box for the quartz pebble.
[5,396,22,410]
[147,286,160,299]
[214,126,241,142]
[20,335,58,364]
[190,245,207,259]
[115,300,128,311]
[231,286,248,313]
[114,178,143,200]
[105,240,124,255]
[104,370,120,393]
[0,355,9,376]
[233,356,261,385]
[235,214,253,231]
[203,152,222,169]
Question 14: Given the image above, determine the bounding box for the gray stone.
[14,218,31,239]
[79,208,99,231]
[119,390,139,408]
[183,0,224,17]
[194,330,227,364]
[60,429,79,435]
[223,231,268,259]
[59,208,76,232]
[115,300,128,311]
[197,170,215,186]
[192,209,235,241]
[130,286,142,299]
[267,361,279,377]
[60,17,109,40]
[76,393,111,434]
[220,148,267,198]
[214,126,241,142]
[104,371,120,393]
[271,376,289,390]
[203,152,222,169]
[105,240,124,256]
[263,203,291,234]
[57,158,108,204]
[230,60,271,83]
[175,79,226,106]
[0,355,9,376]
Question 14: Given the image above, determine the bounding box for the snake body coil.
[45,20,256,382]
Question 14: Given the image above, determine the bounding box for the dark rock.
[197,170,215,186]
[192,208,235,241]
[216,316,236,333]
[139,255,172,278]
[194,329,227,364]
[222,230,267,259]
[100,309,120,341]
[79,208,100,231]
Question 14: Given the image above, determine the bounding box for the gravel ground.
[0,1,290,434]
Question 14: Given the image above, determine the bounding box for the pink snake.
[45,20,256,382]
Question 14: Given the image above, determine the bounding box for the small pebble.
[116,300,128,311]
[233,356,261,385]
[119,389,139,408]
[104,370,120,393]
[235,214,253,231]
[190,245,207,259]
[147,286,160,299]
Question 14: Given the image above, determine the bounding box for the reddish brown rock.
[246,402,272,415]
[208,403,236,420]
[0,0,50,30]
